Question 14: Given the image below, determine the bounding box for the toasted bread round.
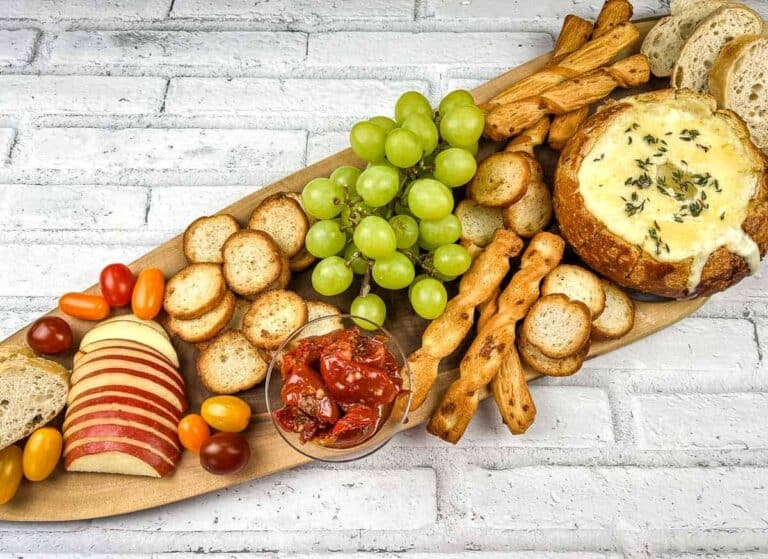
[285,191,317,226]
[521,293,591,359]
[183,214,240,264]
[541,264,606,319]
[168,291,236,343]
[591,280,635,341]
[243,289,308,350]
[248,193,309,259]
[518,328,588,377]
[289,247,317,272]
[197,330,268,394]
[554,89,768,298]
[467,151,531,207]
[222,230,284,298]
[294,301,343,342]
[163,263,227,320]
[501,180,553,238]
[456,199,504,248]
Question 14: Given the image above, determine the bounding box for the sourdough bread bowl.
[554,88,768,298]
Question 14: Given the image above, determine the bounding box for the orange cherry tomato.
[99,263,135,307]
[201,396,252,433]
[132,268,165,320]
[0,445,23,505]
[177,414,211,454]
[22,427,62,482]
[59,292,110,321]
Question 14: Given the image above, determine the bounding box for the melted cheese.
[577,97,761,292]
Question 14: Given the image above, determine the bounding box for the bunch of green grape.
[301,89,485,328]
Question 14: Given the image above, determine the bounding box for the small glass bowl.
[265,314,413,462]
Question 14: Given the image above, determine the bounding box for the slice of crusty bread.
[521,293,592,359]
[197,330,268,394]
[289,247,317,272]
[163,263,227,320]
[0,357,69,449]
[0,344,35,365]
[518,328,588,377]
[467,152,530,207]
[541,264,606,319]
[183,214,240,264]
[501,180,553,238]
[672,4,763,92]
[710,34,768,149]
[168,290,236,343]
[641,1,725,77]
[455,199,504,248]
[222,230,283,298]
[591,280,635,340]
[243,289,308,350]
[294,301,343,341]
[248,193,309,259]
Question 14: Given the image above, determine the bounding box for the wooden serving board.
[0,18,708,522]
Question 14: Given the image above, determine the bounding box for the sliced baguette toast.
[168,290,236,343]
[248,193,309,259]
[183,214,240,264]
[521,293,592,359]
[163,263,227,320]
[518,328,588,377]
[501,180,553,238]
[455,199,504,248]
[294,301,343,341]
[197,330,268,394]
[222,230,284,298]
[243,289,308,350]
[591,280,635,340]
[541,264,606,318]
[467,152,530,207]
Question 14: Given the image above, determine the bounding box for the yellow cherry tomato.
[0,445,23,505]
[22,427,63,482]
[201,396,252,433]
[177,414,211,454]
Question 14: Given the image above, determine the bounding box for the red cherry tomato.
[132,268,165,320]
[199,433,251,475]
[59,293,110,321]
[26,316,73,355]
[99,263,135,307]
[177,414,211,454]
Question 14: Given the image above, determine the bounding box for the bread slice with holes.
[243,289,308,350]
[591,280,635,340]
[541,264,606,319]
[163,263,227,320]
[501,180,553,238]
[671,4,763,92]
[248,193,310,259]
[197,330,268,394]
[183,215,240,264]
[455,199,504,248]
[521,293,592,359]
[710,34,768,149]
[518,328,588,377]
[222,230,284,298]
[168,290,236,343]
[0,357,69,449]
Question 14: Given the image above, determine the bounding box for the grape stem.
[360,261,373,298]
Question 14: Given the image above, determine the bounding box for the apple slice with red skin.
[64,424,180,462]
[69,387,183,420]
[64,410,180,443]
[67,373,187,413]
[65,443,174,477]
[77,339,175,369]
[74,347,183,387]
[66,395,181,428]
[72,356,185,393]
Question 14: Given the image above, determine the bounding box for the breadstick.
[551,15,593,65]
[484,54,650,141]
[403,230,523,410]
[427,232,565,443]
[504,117,550,156]
[548,106,590,150]
[477,288,499,332]
[491,346,536,434]
[486,22,639,107]
[593,0,633,39]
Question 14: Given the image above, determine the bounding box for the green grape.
[432,271,457,282]
[302,178,345,219]
[409,274,429,298]
[402,113,439,156]
[439,89,475,116]
[312,256,354,296]
[372,251,415,290]
[368,116,397,133]
[353,215,397,259]
[355,165,400,207]
[433,244,472,276]
[409,278,448,319]
[389,214,419,249]
[350,121,386,162]
[351,293,386,331]
[439,105,485,147]
[305,220,347,258]
[330,166,362,193]
[433,147,477,187]
[418,214,462,249]
[385,128,423,168]
[407,178,454,220]
[454,140,479,155]
[395,91,432,124]
[344,243,370,275]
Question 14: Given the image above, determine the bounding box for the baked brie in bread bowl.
[555,89,768,298]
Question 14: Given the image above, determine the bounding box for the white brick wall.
[1,1,768,557]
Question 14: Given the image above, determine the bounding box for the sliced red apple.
[76,339,176,369]
[72,355,184,392]
[67,372,187,413]
[65,424,180,461]
[69,387,183,420]
[65,443,174,477]
[64,410,180,443]
[66,396,181,427]
[97,314,170,340]
[80,321,179,367]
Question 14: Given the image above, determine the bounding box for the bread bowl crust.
[554,88,768,298]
